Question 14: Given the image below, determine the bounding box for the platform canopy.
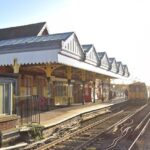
[0,31,130,79]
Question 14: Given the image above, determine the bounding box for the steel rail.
[24,104,114,149]
[75,104,148,150]
[128,117,150,150]
[35,110,124,150]
[24,104,147,150]
[105,105,150,150]
[106,120,133,150]
[74,112,136,150]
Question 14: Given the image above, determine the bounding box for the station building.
[0,22,130,128]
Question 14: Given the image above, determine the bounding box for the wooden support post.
[67,79,71,106]
[12,58,20,114]
[81,70,86,105]
[15,74,21,115]
[67,66,72,106]
[67,66,72,80]
[45,65,53,108]
[93,81,96,103]
[93,73,96,103]
[101,80,104,102]
[81,81,85,105]
[44,64,63,107]
[108,78,111,101]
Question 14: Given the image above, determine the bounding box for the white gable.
[124,66,129,77]
[118,63,124,75]
[110,59,118,73]
[61,33,84,60]
[100,54,110,70]
[85,46,99,66]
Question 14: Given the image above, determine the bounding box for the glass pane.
[4,84,10,114]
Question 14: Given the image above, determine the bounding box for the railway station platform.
[40,97,126,128]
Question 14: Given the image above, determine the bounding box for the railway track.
[24,104,144,150]
[128,114,150,150]
[84,104,150,150]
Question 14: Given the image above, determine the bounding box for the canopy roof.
[0,22,49,40]
[0,26,130,79]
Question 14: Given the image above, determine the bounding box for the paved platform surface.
[40,97,126,127]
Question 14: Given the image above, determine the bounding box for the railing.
[14,95,40,125]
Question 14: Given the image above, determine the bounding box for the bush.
[28,124,44,141]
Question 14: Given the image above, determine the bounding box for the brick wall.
[0,115,19,131]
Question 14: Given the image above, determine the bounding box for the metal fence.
[14,95,40,125]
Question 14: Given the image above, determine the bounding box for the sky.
[0,0,150,85]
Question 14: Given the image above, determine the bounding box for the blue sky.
[0,0,65,27]
[1,0,150,85]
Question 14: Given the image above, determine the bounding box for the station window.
[23,76,33,96]
[37,77,45,96]
[54,81,67,96]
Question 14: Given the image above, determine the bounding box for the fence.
[14,95,40,125]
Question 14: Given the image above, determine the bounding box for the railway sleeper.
[72,136,91,141]
[52,145,68,150]
[61,140,83,145]
[83,132,99,136]
[54,144,80,150]
[60,143,83,148]
[31,106,141,150]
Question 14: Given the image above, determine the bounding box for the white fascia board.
[110,69,117,73]
[100,65,109,70]
[61,50,82,60]
[58,53,128,79]
[85,59,97,66]
[0,49,59,66]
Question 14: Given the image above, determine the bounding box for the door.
[0,83,12,114]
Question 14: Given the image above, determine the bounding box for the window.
[0,82,12,114]
[37,77,45,96]
[24,76,33,95]
[55,81,67,96]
